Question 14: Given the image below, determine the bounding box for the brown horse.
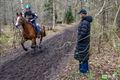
[15,13,46,51]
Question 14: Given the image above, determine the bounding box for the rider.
[24,3,41,37]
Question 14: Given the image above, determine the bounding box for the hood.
[83,16,93,23]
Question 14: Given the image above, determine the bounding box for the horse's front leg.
[21,39,28,51]
[31,38,36,49]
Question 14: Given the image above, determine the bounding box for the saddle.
[29,21,42,34]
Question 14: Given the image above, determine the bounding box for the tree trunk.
[0,23,1,36]
[3,0,7,25]
[80,0,83,9]
[53,0,55,30]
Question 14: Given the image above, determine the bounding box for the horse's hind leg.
[21,39,28,51]
[39,34,43,49]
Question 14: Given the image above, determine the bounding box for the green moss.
[101,75,108,80]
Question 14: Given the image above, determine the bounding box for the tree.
[53,0,55,30]
[43,0,53,30]
[64,6,74,24]
[3,0,7,25]
[43,0,58,30]
[0,0,1,36]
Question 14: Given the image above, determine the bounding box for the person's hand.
[74,52,83,62]
[74,52,80,61]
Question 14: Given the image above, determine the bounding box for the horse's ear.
[20,12,23,16]
[16,13,19,16]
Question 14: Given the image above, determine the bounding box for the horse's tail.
[42,26,46,37]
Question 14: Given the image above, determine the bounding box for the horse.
[15,12,46,51]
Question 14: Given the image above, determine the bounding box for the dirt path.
[0,24,78,80]
[0,23,77,67]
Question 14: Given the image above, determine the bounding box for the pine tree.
[64,6,74,24]
[44,0,57,30]
[43,0,53,29]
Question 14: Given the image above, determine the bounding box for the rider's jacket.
[24,10,37,21]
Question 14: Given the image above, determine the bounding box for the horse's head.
[15,12,25,27]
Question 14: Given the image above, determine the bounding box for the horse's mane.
[21,17,33,26]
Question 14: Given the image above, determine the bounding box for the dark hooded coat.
[74,16,93,63]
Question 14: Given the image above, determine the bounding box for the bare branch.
[113,5,120,26]
[95,0,106,17]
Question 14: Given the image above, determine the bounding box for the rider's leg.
[32,20,40,38]
[37,25,41,32]
[31,20,37,32]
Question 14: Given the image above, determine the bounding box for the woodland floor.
[0,23,120,80]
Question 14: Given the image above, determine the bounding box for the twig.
[95,0,106,17]
[113,5,120,26]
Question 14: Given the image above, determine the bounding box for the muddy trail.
[0,26,77,80]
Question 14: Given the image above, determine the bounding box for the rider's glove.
[30,19,34,22]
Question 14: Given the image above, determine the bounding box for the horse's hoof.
[31,45,36,49]
[39,44,42,49]
[31,46,35,49]
[24,48,28,51]
[39,46,42,49]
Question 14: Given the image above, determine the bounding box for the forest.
[0,0,120,80]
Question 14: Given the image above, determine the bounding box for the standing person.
[74,9,93,74]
